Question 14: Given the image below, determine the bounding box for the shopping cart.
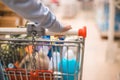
[0,26,86,80]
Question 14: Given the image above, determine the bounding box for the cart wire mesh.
[0,27,86,80]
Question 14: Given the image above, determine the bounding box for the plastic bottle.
[58,49,79,80]
[49,51,60,71]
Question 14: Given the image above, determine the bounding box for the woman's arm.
[1,0,64,32]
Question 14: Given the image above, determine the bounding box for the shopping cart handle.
[0,26,87,38]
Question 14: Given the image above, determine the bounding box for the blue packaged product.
[49,51,60,70]
[58,49,80,80]
[58,58,79,80]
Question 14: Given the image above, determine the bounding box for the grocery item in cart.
[19,51,50,70]
[36,45,49,56]
[58,49,79,80]
[0,26,86,80]
[0,44,23,68]
[62,36,79,55]
[0,62,4,80]
[25,45,33,54]
[49,51,60,71]
[64,49,75,60]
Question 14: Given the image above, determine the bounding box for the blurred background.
[0,0,120,80]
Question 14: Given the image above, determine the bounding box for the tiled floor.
[55,9,120,80]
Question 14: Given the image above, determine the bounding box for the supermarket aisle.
[79,11,120,80]
[55,10,120,80]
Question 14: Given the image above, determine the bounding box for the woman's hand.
[61,25,72,32]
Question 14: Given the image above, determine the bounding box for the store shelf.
[100,31,120,38]
[106,0,120,65]
[95,0,120,39]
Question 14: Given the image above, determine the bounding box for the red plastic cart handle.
[78,26,87,38]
